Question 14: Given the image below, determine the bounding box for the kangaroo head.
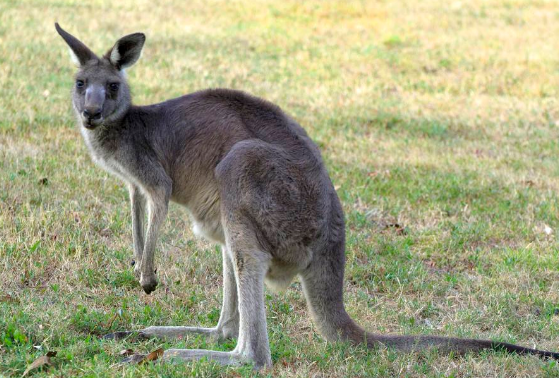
[55,23,145,130]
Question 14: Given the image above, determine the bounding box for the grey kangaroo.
[55,23,559,369]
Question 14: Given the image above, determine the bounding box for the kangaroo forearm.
[138,193,168,295]
[130,186,145,261]
[141,209,166,271]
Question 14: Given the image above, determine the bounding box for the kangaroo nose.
[83,108,102,120]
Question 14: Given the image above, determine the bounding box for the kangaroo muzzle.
[82,85,105,128]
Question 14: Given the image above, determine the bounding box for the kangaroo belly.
[191,217,224,244]
[265,259,301,293]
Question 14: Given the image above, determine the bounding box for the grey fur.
[56,23,559,369]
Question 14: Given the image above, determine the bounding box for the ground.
[2,0,559,377]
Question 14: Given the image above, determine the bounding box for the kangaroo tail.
[371,333,559,359]
[301,240,559,360]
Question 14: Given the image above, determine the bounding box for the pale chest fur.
[81,128,137,186]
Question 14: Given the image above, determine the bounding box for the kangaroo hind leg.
[163,228,272,369]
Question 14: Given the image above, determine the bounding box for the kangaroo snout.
[82,106,103,129]
[83,107,102,120]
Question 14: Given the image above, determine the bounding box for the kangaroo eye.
[109,83,120,91]
[76,80,85,88]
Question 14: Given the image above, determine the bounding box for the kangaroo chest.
[91,151,135,186]
[83,128,226,244]
[81,129,138,186]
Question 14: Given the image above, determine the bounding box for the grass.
[2,0,559,376]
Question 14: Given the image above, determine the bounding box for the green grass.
[2,0,559,376]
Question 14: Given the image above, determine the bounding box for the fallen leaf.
[22,352,56,377]
[22,356,50,376]
[119,348,134,357]
[140,348,164,364]
[121,348,164,365]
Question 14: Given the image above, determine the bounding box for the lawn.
[2,0,559,376]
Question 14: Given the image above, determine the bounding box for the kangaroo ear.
[105,33,145,70]
[55,23,97,66]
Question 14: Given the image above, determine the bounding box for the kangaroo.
[55,23,559,369]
